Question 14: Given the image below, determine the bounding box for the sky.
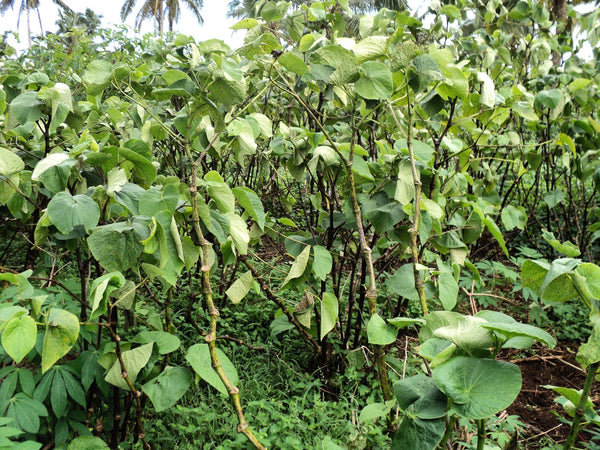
[0,1,246,51]
[0,1,594,58]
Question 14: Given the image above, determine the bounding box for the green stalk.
[438,414,457,449]
[563,361,599,450]
[387,99,428,315]
[477,418,486,450]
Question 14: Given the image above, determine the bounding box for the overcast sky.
[0,1,245,50]
[0,1,594,58]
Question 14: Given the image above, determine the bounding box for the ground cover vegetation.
[0,0,599,448]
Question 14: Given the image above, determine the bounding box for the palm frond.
[181,0,202,24]
[121,0,137,21]
[51,0,72,14]
[0,0,16,13]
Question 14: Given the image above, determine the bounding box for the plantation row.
[0,0,600,448]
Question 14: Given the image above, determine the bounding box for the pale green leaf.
[225,270,254,304]
[320,293,338,340]
[104,343,153,390]
[2,315,36,363]
[185,343,238,395]
[312,245,332,281]
[394,160,415,205]
[367,313,398,345]
[281,245,311,288]
[233,187,265,230]
[438,272,458,311]
[0,147,24,177]
[225,212,249,255]
[47,192,100,235]
[355,61,393,100]
[143,366,192,412]
[42,309,80,373]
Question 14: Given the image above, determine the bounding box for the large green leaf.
[67,436,109,449]
[392,416,445,450]
[2,315,36,363]
[320,293,338,340]
[576,263,600,299]
[131,331,180,355]
[538,259,580,303]
[521,259,550,293]
[359,401,394,423]
[535,89,562,109]
[394,160,415,205]
[83,60,113,86]
[501,205,527,231]
[143,366,192,412]
[418,310,463,343]
[226,212,250,255]
[41,309,80,373]
[87,223,143,273]
[9,91,44,124]
[433,315,494,351]
[477,72,495,107]
[31,153,77,194]
[393,374,447,419]
[104,343,153,390]
[354,36,388,62]
[142,212,185,288]
[47,192,100,235]
[278,51,308,76]
[185,343,238,395]
[355,61,393,100]
[60,368,86,408]
[577,318,600,369]
[481,321,556,349]
[386,264,420,300]
[313,45,358,85]
[367,313,398,345]
[51,370,67,417]
[433,357,521,419]
[138,185,179,217]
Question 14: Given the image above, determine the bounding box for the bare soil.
[505,343,600,448]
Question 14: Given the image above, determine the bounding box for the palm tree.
[120,0,203,34]
[56,8,102,35]
[0,0,72,46]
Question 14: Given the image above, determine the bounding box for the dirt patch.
[506,343,600,448]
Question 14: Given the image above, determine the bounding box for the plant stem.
[563,361,599,450]
[438,415,457,449]
[477,418,486,450]
[186,143,265,450]
[387,100,428,315]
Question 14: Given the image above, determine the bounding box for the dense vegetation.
[0,0,599,448]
